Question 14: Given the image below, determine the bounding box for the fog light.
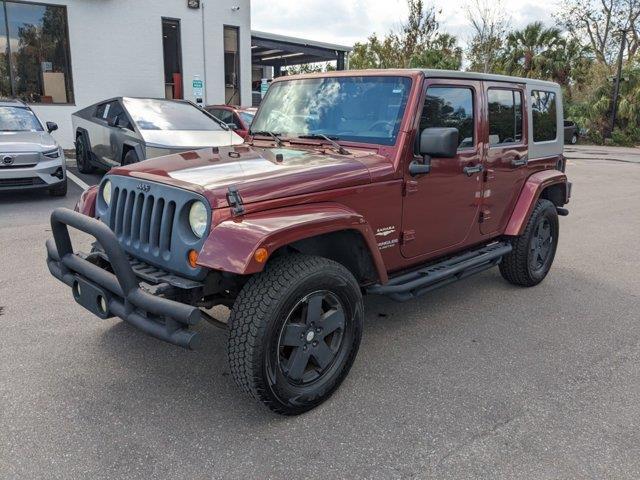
[188,249,199,268]
[97,296,108,314]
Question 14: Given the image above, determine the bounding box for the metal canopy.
[251,30,352,74]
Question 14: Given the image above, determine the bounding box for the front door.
[480,82,529,234]
[401,80,484,259]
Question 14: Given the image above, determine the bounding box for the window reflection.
[422,87,475,148]
[0,2,73,104]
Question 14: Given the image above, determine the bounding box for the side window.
[210,108,234,124]
[94,103,108,119]
[531,90,557,142]
[105,102,124,122]
[488,89,523,146]
[421,86,474,149]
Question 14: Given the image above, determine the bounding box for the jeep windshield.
[251,76,412,146]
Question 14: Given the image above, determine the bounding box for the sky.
[251,0,560,49]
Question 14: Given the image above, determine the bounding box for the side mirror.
[410,127,459,177]
[419,127,459,158]
[226,122,239,131]
[46,121,58,133]
[107,116,118,128]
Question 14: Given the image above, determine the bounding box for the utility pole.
[607,29,628,138]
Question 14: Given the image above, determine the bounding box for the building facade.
[0,0,251,147]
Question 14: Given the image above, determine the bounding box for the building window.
[531,90,557,143]
[488,89,523,146]
[421,86,475,149]
[224,25,240,104]
[0,1,73,104]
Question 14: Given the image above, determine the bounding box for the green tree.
[503,22,563,77]
[349,0,461,70]
[465,0,509,73]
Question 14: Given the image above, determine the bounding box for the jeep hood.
[110,145,391,208]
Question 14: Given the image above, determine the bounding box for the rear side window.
[421,86,474,148]
[531,90,557,142]
[209,108,234,124]
[488,89,523,146]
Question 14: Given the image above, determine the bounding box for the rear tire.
[48,178,67,197]
[227,254,363,415]
[75,135,94,174]
[500,199,559,287]
[571,133,578,144]
[122,149,139,165]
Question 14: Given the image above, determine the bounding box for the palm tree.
[503,22,563,78]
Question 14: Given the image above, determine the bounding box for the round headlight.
[102,180,112,205]
[189,201,208,238]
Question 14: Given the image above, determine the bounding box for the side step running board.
[367,241,512,302]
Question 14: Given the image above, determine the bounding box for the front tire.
[75,135,94,174]
[500,199,559,287]
[122,150,139,165]
[227,254,363,415]
[48,178,67,197]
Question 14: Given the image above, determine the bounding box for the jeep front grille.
[109,187,176,258]
[97,176,210,281]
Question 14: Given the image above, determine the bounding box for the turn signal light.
[254,248,269,264]
[188,250,199,268]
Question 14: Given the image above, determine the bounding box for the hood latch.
[227,186,245,216]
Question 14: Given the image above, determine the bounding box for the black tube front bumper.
[46,208,201,349]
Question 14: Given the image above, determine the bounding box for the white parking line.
[66,170,91,191]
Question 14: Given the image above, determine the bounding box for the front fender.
[505,169,568,236]
[74,185,97,217]
[197,202,388,282]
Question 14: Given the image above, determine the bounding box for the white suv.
[0,99,66,196]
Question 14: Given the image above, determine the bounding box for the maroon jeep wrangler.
[47,70,570,415]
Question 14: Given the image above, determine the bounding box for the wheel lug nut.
[303,345,307,350]
[316,327,321,333]
[312,341,318,347]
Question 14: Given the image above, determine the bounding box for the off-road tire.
[500,199,559,287]
[227,254,363,415]
[48,178,67,197]
[122,150,139,165]
[75,135,94,174]
[571,133,578,144]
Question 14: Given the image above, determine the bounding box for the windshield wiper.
[251,130,283,147]
[297,134,350,155]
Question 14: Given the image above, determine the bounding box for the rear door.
[400,79,483,259]
[480,82,528,235]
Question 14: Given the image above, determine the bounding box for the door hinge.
[403,180,419,196]
[227,186,245,216]
[401,229,416,244]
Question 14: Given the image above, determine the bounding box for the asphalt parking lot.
[1,150,640,479]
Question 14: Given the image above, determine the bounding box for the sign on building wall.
[187,0,200,9]
[192,76,204,105]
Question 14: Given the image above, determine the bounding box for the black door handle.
[463,164,483,176]
[511,155,528,167]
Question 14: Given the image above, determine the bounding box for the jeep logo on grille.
[1,155,14,166]
[136,183,151,192]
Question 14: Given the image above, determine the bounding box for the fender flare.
[122,141,145,163]
[505,169,568,236]
[197,202,388,283]
[75,127,94,158]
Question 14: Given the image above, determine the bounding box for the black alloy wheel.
[276,290,346,385]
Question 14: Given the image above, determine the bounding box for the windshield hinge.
[227,186,245,216]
